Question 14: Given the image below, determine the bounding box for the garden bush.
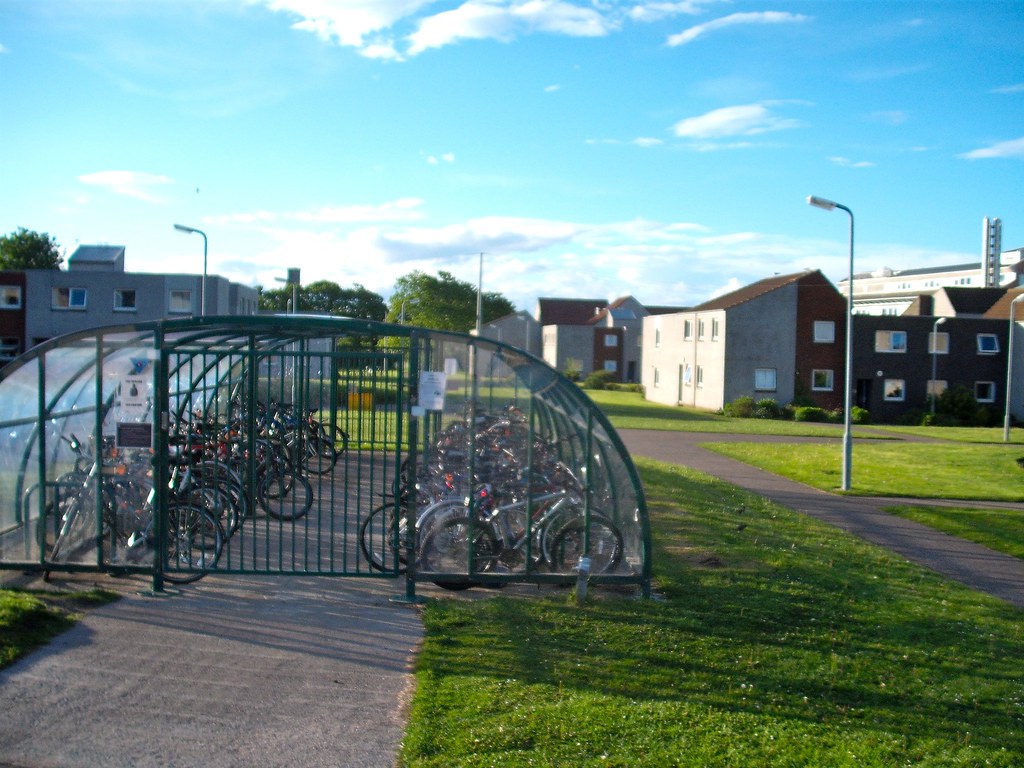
[723,395,755,418]
[793,406,828,422]
[583,370,617,390]
[754,398,782,419]
[850,406,871,424]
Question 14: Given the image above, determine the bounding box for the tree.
[0,228,63,270]
[258,280,387,321]
[386,270,516,332]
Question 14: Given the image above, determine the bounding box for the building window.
[711,319,720,340]
[683,363,693,386]
[696,366,704,387]
[169,290,193,314]
[52,287,87,310]
[884,379,905,401]
[975,381,995,403]
[0,337,20,362]
[811,369,834,391]
[0,286,22,309]
[927,380,947,398]
[929,332,949,354]
[683,320,693,340]
[114,289,137,312]
[698,320,706,340]
[604,334,618,347]
[813,321,835,343]
[653,368,660,387]
[603,360,617,373]
[875,330,907,353]
[654,329,661,348]
[977,334,999,355]
[754,368,777,391]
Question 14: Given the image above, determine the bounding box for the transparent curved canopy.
[0,316,650,592]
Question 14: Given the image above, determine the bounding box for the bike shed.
[0,315,651,598]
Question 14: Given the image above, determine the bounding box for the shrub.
[827,409,844,424]
[564,359,582,382]
[754,398,782,419]
[936,385,978,423]
[850,406,871,425]
[583,370,617,390]
[723,396,756,418]
[793,406,828,423]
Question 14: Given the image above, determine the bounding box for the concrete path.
[0,572,424,768]
[619,429,1024,610]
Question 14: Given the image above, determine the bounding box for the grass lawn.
[400,459,1024,767]
[0,588,118,668]
[885,505,1024,561]
[704,441,1024,501]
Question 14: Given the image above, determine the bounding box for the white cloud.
[0,43,9,54]
[204,198,426,225]
[667,11,809,47]
[829,156,875,168]
[77,170,174,202]
[991,83,1024,94]
[632,137,663,147]
[629,2,723,23]
[426,153,456,165]
[544,84,560,92]
[672,103,801,139]
[407,0,614,55]
[960,136,1024,160]
[259,0,432,49]
[865,110,908,126]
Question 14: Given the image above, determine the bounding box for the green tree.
[258,280,386,321]
[386,270,515,332]
[0,228,63,269]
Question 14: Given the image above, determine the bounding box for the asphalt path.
[619,428,1024,610]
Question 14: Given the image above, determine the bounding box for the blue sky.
[2,0,1022,312]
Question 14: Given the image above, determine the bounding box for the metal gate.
[159,340,405,582]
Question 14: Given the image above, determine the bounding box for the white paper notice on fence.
[418,371,447,411]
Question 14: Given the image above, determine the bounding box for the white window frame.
[169,289,193,314]
[977,334,999,355]
[813,321,835,343]
[754,368,777,392]
[875,330,907,353]
[114,288,137,312]
[697,320,706,340]
[683,363,693,386]
[604,334,618,348]
[0,286,22,309]
[975,381,995,403]
[654,328,661,348]
[696,365,704,388]
[603,360,617,373]
[711,318,720,341]
[811,369,834,391]
[52,287,87,310]
[683,320,693,340]
[884,379,906,401]
[653,368,660,387]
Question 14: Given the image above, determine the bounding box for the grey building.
[0,245,258,362]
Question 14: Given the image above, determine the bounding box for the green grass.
[400,459,1024,767]
[585,389,877,437]
[704,441,1024,501]
[0,588,119,668]
[866,424,1024,444]
[885,505,1024,560]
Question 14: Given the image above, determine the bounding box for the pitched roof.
[983,287,1024,320]
[691,270,818,312]
[536,297,607,325]
[940,286,1007,316]
[67,245,125,264]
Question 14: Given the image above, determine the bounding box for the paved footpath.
[0,572,425,768]
[620,429,1024,610]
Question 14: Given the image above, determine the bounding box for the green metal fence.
[0,316,650,597]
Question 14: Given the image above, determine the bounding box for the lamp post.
[807,195,854,491]
[930,317,947,417]
[1003,294,1024,442]
[476,252,484,335]
[173,224,207,316]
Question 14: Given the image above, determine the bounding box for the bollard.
[575,556,591,604]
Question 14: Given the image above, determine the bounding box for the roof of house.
[67,245,125,265]
[983,287,1024,320]
[940,286,1007,316]
[536,297,607,325]
[691,270,821,312]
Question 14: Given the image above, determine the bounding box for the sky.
[1,0,1022,314]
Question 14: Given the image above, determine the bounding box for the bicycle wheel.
[164,504,224,584]
[359,503,407,573]
[417,514,500,590]
[549,514,624,575]
[297,430,337,475]
[258,468,313,521]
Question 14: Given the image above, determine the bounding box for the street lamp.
[807,195,854,491]
[476,252,484,335]
[1003,293,1024,442]
[930,317,946,417]
[173,224,208,316]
